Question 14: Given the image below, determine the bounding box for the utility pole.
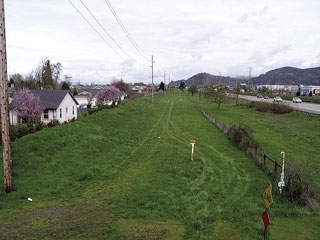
[249,66,252,89]
[163,71,166,93]
[0,0,13,193]
[151,55,154,104]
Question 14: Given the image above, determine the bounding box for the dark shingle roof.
[10,90,78,110]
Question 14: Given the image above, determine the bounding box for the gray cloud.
[5,0,320,83]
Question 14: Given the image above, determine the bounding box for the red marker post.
[262,210,270,228]
[262,184,272,240]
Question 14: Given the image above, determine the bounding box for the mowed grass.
[194,94,320,190]
[0,91,319,239]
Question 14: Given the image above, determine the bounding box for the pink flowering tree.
[96,86,120,105]
[13,89,44,123]
[87,93,94,109]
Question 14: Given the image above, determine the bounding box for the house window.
[72,106,74,115]
[66,107,68,113]
[44,109,49,119]
[60,109,62,118]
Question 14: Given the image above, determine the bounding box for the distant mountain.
[169,66,320,88]
[169,72,238,87]
[251,66,320,86]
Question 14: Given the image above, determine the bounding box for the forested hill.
[169,72,238,87]
[251,66,320,85]
[169,66,320,87]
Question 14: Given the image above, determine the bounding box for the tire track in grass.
[164,93,252,237]
[105,95,187,239]
[127,97,172,159]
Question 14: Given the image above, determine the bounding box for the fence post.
[264,154,266,167]
[274,162,277,176]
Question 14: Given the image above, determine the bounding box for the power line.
[154,61,162,76]
[67,0,131,65]
[103,0,151,62]
[78,0,148,67]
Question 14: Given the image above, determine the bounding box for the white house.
[74,88,101,108]
[9,90,78,125]
[75,88,127,108]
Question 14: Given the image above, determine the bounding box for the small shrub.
[21,128,29,136]
[10,135,17,142]
[270,103,293,114]
[247,101,256,108]
[47,122,54,128]
[27,121,35,131]
[35,121,45,131]
[88,109,97,115]
[52,119,60,126]
[71,117,76,122]
[285,162,320,209]
[63,121,68,124]
[255,102,269,112]
[286,164,310,206]
[227,125,259,151]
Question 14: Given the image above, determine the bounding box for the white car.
[292,97,302,103]
[273,96,283,102]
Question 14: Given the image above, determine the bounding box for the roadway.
[236,94,320,115]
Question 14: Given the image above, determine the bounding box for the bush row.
[4,103,120,142]
[244,101,293,114]
[6,118,76,142]
[227,125,259,152]
[227,124,319,209]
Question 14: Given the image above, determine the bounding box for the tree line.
[179,82,228,110]
[8,58,69,91]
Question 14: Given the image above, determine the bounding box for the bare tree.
[213,85,227,110]
[206,85,227,110]
[235,80,240,106]
[188,85,198,96]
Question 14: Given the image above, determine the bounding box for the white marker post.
[190,140,196,161]
[278,152,285,194]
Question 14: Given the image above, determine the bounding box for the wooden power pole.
[151,55,154,104]
[0,0,13,193]
[163,71,166,93]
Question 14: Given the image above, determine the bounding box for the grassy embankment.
[193,93,320,200]
[1,91,319,239]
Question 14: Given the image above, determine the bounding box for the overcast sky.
[5,0,320,84]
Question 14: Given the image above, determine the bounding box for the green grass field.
[192,94,320,193]
[1,91,319,239]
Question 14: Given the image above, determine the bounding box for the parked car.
[273,96,283,102]
[263,96,269,99]
[292,97,302,103]
[257,94,263,98]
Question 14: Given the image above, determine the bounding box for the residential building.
[9,90,78,125]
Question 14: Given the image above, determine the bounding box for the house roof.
[77,88,126,98]
[10,90,78,110]
[77,88,102,96]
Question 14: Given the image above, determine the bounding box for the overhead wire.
[78,0,148,67]
[67,0,130,64]
[103,0,151,62]
[154,61,162,76]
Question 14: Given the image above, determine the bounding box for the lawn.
[191,94,320,192]
[0,91,319,239]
